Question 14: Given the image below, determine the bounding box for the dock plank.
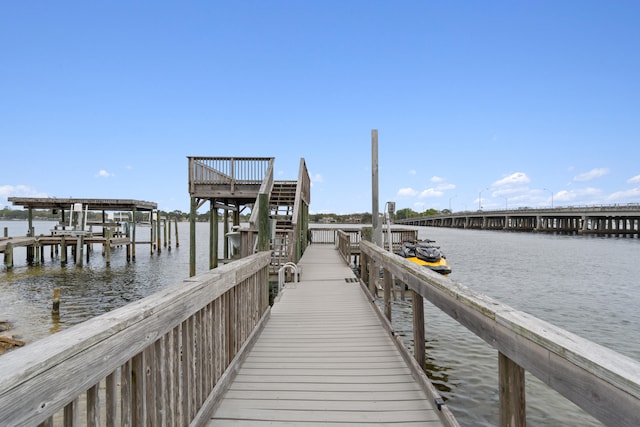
[208,245,447,426]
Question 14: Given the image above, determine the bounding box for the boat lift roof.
[7,197,158,212]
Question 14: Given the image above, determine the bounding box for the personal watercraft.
[397,240,452,275]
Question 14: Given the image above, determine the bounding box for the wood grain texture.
[209,245,449,426]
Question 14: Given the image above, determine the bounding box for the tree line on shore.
[1,206,441,224]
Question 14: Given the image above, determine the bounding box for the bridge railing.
[0,252,271,427]
[358,240,640,426]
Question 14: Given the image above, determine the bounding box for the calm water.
[390,226,640,426]
[0,220,219,342]
[2,221,638,426]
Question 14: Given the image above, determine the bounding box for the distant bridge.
[396,205,640,237]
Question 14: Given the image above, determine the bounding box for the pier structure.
[2,231,640,426]
[397,205,640,237]
[2,197,159,267]
[2,154,639,425]
[187,156,311,277]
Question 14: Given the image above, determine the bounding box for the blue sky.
[2,1,639,214]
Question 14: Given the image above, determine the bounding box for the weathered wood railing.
[357,240,640,426]
[0,251,271,426]
[336,230,351,265]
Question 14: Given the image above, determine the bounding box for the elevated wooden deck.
[208,245,449,426]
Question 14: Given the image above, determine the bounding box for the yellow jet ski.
[397,240,452,275]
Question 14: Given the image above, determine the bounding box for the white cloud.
[573,168,609,182]
[397,187,417,197]
[419,188,443,198]
[555,187,601,202]
[96,169,113,178]
[436,183,456,191]
[431,176,445,183]
[0,184,48,198]
[408,169,417,175]
[310,173,323,183]
[627,175,640,184]
[493,172,530,187]
[554,190,576,202]
[608,187,640,201]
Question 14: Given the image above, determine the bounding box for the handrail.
[336,230,351,264]
[0,251,271,426]
[358,240,640,426]
[248,159,275,230]
[289,158,310,261]
[277,262,299,295]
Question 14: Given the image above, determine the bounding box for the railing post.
[189,197,197,277]
[210,203,218,269]
[360,252,368,288]
[412,290,425,370]
[368,257,377,296]
[383,267,392,322]
[258,193,270,251]
[499,352,526,426]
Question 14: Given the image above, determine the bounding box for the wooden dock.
[208,244,450,426]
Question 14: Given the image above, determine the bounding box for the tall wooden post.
[150,213,155,255]
[156,212,162,254]
[371,129,382,247]
[174,218,180,247]
[75,235,84,267]
[60,235,67,265]
[258,193,270,251]
[210,201,218,269]
[189,197,197,277]
[167,218,172,250]
[132,208,137,261]
[105,228,112,266]
[163,218,167,248]
[27,209,34,263]
[223,209,229,260]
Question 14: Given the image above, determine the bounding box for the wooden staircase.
[269,181,298,271]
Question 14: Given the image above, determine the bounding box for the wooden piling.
[156,213,162,254]
[189,197,196,277]
[175,218,179,247]
[167,218,172,250]
[60,235,67,265]
[105,228,112,266]
[210,203,218,269]
[150,216,155,255]
[52,288,61,314]
[4,242,13,269]
[163,218,167,248]
[75,235,84,266]
[223,209,229,260]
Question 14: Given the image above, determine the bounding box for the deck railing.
[358,240,640,426]
[0,252,271,427]
[188,157,273,187]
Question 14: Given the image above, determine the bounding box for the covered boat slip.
[209,244,453,426]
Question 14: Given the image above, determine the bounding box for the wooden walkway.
[208,245,447,426]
